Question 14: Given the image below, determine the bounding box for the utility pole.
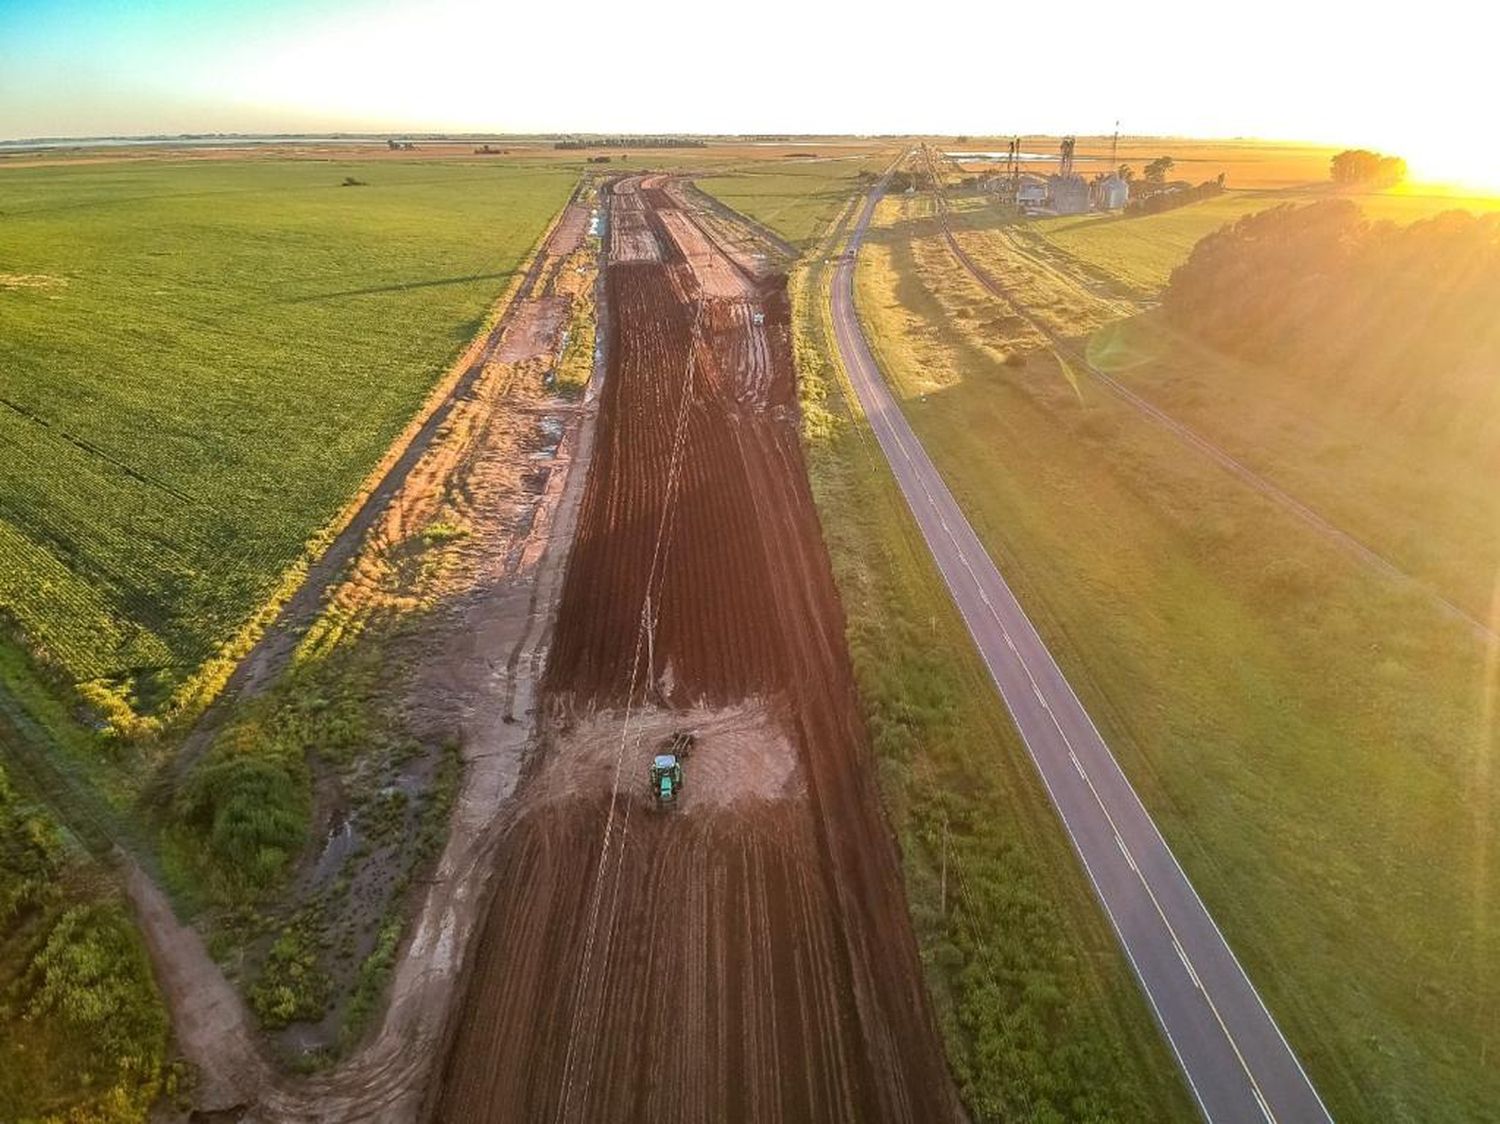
[939,814,949,920]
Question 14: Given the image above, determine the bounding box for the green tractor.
[650,754,684,806]
[649,732,695,808]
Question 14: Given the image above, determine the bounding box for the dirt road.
[432,178,961,1122]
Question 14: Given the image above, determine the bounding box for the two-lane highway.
[828,184,1332,1124]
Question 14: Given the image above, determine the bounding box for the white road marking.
[827,182,1330,1124]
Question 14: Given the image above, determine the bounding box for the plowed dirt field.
[433,177,960,1123]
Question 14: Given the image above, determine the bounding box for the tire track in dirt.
[433,178,962,1122]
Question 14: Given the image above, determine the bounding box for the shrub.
[249,915,331,1028]
[340,915,402,1049]
[76,681,163,744]
[177,724,311,898]
[421,520,469,546]
[19,903,169,1115]
[0,766,62,928]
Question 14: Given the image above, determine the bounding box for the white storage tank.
[1099,173,1130,210]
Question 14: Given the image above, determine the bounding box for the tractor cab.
[650,753,684,807]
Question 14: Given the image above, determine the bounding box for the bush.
[8,903,169,1121]
[249,913,331,1028]
[0,766,62,928]
[421,520,469,546]
[1125,178,1225,217]
[24,906,168,1077]
[340,915,402,1048]
[1163,202,1500,449]
[76,681,163,744]
[177,723,311,898]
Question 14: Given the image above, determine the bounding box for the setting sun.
[1387,124,1500,194]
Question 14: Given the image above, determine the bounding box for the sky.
[2,0,1496,186]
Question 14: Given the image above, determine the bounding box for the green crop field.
[853,189,1500,1121]
[1023,185,1500,296]
[0,157,575,729]
[697,153,891,249]
[1031,190,1300,293]
[942,190,1500,623]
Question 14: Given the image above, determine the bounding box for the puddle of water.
[947,150,1056,162]
[312,815,359,882]
[531,416,565,459]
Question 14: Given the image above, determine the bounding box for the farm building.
[1047,174,1091,215]
[1017,176,1048,206]
[1097,173,1129,210]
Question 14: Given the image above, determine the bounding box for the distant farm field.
[0,158,574,717]
[697,154,889,248]
[947,136,1341,190]
[1031,191,1300,293]
[1029,185,1500,295]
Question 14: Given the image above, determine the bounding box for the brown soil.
[494,294,572,364]
[607,178,663,263]
[547,202,591,258]
[523,703,804,812]
[432,179,961,1122]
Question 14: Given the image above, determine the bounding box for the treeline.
[0,765,170,1121]
[1126,177,1226,216]
[884,169,936,193]
[1164,201,1500,455]
[554,136,707,150]
[1331,148,1407,187]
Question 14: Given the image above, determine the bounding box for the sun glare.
[1394,130,1500,196]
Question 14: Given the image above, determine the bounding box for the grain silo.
[1099,173,1129,210]
[1047,174,1091,214]
[1046,135,1091,214]
[1097,123,1130,209]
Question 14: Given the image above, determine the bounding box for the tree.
[1331,149,1407,187]
[1331,149,1378,183]
[1375,155,1408,186]
[1118,164,1135,183]
[1144,156,1176,184]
